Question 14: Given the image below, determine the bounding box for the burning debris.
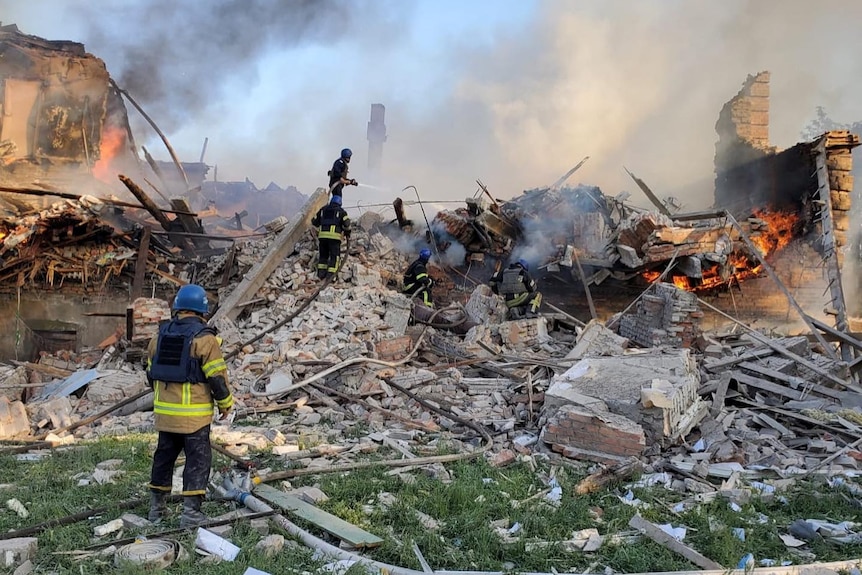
[0,24,861,570]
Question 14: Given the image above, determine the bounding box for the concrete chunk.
[0,397,30,439]
[0,538,37,569]
[566,320,629,360]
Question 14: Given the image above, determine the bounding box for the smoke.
[72,0,398,130]
[4,0,862,208]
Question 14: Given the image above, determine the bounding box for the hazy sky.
[3,0,862,210]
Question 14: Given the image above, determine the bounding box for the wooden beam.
[220,245,237,289]
[697,296,861,394]
[130,225,151,300]
[210,187,329,323]
[0,184,194,215]
[169,197,208,248]
[729,370,805,401]
[624,167,672,217]
[704,347,774,372]
[738,361,845,401]
[120,175,196,252]
[253,484,384,549]
[572,249,597,320]
[628,514,724,570]
[806,314,862,352]
[113,80,189,190]
[118,175,172,231]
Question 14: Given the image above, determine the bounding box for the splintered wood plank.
[738,361,844,401]
[254,483,384,549]
[730,371,804,401]
[628,514,724,570]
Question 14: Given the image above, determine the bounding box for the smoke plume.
[3,0,862,209]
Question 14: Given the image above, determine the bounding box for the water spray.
[355,182,387,191]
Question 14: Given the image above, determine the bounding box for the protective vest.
[318,205,346,241]
[149,318,215,384]
[500,268,528,296]
[328,158,347,186]
[403,260,429,293]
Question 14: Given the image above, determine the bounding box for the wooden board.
[628,514,724,570]
[730,371,805,401]
[738,361,845,401]
[254,483,384,549]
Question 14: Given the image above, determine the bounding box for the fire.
[641,209,800,292]
[93,126,126,182]
[750,209,799,256]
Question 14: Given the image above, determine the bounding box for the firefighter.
[489,258,542,320]
[311,194,351,280]
[328,148,358,198]
[146,284,233,527]
[403,248,434,308]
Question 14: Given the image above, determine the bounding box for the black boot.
[179,495,207,528]
[148,491,168,523]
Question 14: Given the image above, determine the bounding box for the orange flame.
[641,210,800,292]
[93,126,126,182]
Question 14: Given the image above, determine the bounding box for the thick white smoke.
[2,0,862,208]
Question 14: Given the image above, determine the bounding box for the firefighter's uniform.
[402,257,434,308]
[490,264,542,319]
[312,202,351,279]
[146,312,232,526]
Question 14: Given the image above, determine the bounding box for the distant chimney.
[366,103,386,175]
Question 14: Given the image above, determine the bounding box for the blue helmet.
[419,248,432,262]
[173,284,209,314]
[341,148,352,160]
[517,258,529,271]
[330,195,342,206]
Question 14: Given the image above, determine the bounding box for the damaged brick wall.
[0,26,137,195]
[0,293,128,360]
[619,283,702,348]
[714,72,817,216]
[700,240,831,329]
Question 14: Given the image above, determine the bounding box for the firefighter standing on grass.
[312,194,351,280]
[403,248,434,308]
[146,284,233,528]
[490,258,542,319]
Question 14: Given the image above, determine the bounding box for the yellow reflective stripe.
[319,231,342,240]
[183,382,191,406]
[216,336,223,346]
[416,273,428,279]
[216,395,234,409]
[202,358,226,377]
[153,402,214,417]
[508,293,529,307]
[147,358,152,369]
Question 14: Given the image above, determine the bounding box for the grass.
[2,434,862,574]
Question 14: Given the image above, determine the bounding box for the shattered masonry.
[1,27,862,570]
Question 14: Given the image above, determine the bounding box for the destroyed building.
[1,58,862,572]
[0,26,314,360]
[430,71,859,335]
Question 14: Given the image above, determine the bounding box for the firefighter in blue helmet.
[311,194,351,280]
[328,148,358,198]
[146,284,233,527]
[403,248,434,308]
[490,258,542,319]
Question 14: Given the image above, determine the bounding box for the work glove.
[350,179,358,186]
[218,407,232,421]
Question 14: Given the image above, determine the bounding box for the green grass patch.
[4,435,862,573]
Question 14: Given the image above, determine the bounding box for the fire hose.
[114,539,185,569]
